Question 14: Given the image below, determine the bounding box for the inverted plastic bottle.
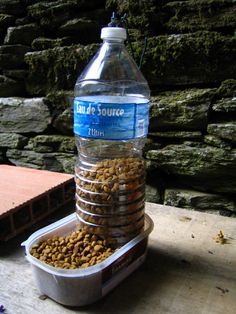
[74,26,150,247]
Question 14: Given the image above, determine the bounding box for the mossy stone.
[146,142,236,193]
[28,0,105,30]
[0,44,30,69]
[53,108,73,135]
[207,122,236,143]
[164,189,236,213]
[215,79,236,97]
[44,90,73,134]
[0,97,51,132]
[0,0,25,15]
[134,32,236,87]
[59,18,100,43]
[0,14,15,28]
[31,37,73,50]
[149,131,202,142]
[25,44,98,95]
[6,149,76,174]
[0,133,28,149]
[149,88,214,131]
[4,24,42,45]
[164,0,236,33]
[0,75,25,96]
[212,98,236,113]
[204,135,232,150]
[105,0,157,35]
[29,135,75,153]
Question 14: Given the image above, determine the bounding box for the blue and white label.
[74,98,149,140]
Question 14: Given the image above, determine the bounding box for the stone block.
[4,24,42,45]
[15,16,33,26]
[146,184,161,204]
[137,32,236,87]
[53,108,73,135]
[59,18,97,33]
[0,133,28,149]
[25,44,98,95]
[0,75,25,96]
[0,97,51,133]
[59,18,100,43]
[163,0,236,33]
[28,0,105,21]
[215,79,236,97]
[148,131,202,142]
[207,122,236,144]
[6,149,75,174]
[212,98,236,113]
[29,135,75,153]
[0,45,30,69]
[149,88,213,131]
[0,0,25,15]
[31,37,73,50]
[164,189,236,213]
[3,70,28,80]
[27,0,104,30]
[0,150,4,163]
[0,14,15,28]
[106,0,158,35]
[146,142,236,193]
[204,135,232,150]
[44,90,73,134]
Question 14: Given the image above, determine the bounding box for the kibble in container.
[76,194,145,215]
[75,157,146,246]
[77,213,145,246]
[22,212,153,307]
[76,203,145,226]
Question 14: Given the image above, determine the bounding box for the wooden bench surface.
[1,202,236,314]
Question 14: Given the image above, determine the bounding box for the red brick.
[0,165,75,240]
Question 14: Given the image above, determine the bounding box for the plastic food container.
[22,213,154,307]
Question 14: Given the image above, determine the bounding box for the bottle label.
[74,98,149,140]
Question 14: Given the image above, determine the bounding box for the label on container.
[74,98,149,140]
[101,238,148,296]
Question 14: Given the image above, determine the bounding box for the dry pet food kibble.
[76,157,145,206]
[30,228,116,269]
[75,157,146,246]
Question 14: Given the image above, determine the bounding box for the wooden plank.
[144,203,236,314]
[0,202,236,314]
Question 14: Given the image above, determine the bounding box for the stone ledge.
[164,189,236,214]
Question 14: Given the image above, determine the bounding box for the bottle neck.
[102,38,125,45]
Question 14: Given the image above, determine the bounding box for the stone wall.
[0,0,235,216]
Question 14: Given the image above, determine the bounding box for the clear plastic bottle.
[74,26,150,247]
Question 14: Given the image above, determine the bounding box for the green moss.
[165,0,236,33]
[152,88,214,108]
[25,44,98,94]
[31,37,72,50]
[28,0,105,27]
[28,1,77,19]
[44,90,73,133]
[149,88,215,131]
[46,90,73,111]
[216,79,236,97]
[105,0,156,35]
[30,135,75,153]
[133,31,236,86]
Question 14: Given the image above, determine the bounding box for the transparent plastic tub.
[22,213,154,307]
